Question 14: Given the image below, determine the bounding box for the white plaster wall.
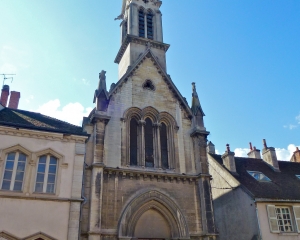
[257,202,300,240]
[0,198,70,239]
[0,133,76,198]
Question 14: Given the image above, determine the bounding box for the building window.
[130,118,138,166]
[146,11,153,40]
[267,205,300,233]
[35,155,57,193]
[296,175,300,180]
[143,79,155,91]
[145,118,154,167]
[1,152,27,191]
[139,9,145,38]
[247,171,271,182]
[276,207,294,232]
[160,123,169,169]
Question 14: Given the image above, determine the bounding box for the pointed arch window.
[145,118,154,167]
[2,151,27,191]
[146,11,154,40]
[130,118,138,166]
[139,9,145,38]
[160,123,169,169]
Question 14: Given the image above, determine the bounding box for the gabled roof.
[0,108,88,136]
[209,153,300,200]
[110,48,193,118]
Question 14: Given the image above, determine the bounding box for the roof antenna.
[0,74,16,87]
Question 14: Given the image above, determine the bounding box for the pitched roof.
[209,153,300,200]
[0,108,87,136]
[110,48,193,118]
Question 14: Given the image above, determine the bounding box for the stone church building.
[0,0,218,239]
[80,0,217,239]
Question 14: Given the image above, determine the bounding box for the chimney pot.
[226,144,230,152]
[0,85,10,107]
[262,140,279,171]
[263,139,267,149]
[290,147,300,162]
[8,91,21,109]
[249,142,253,150]
[222,146,237,174]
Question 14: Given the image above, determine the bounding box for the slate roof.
[0,107,88,136]
[209,153,300,200]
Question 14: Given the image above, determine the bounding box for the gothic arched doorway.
[118,190,189,240]
[134,209,171,239]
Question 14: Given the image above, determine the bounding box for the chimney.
[0,85,10,107]
[8,91,20,109]
[247,142,261,158]
[262,139,280,172]
[222,144,237,173]
[207,141,215,154]
[290,147,300,163]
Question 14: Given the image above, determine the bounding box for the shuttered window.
[267,205,280,233]
[139,10,145,38]
[160,123,169,169]
[146,12,153,40]
[130,118,138,166]
[145,118,154,167]
[293,206,300,233]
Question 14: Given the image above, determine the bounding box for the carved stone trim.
[0,126,87,143]
[118,189,190,239]
[114,34,170,64]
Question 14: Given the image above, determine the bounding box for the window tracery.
[124,107,178,170]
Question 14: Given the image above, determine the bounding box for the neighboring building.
[0,99,88,239]
[80,0,217,239]
[208,141,300,240]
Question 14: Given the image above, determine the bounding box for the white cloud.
[275,144,300,161]
[82,78,90,86]
[296,114,300,124]
[35,99,93,126]
[234,148,250,158]
[283,124,298,130]
[25,95,34,103]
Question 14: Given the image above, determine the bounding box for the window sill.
[33,192,56,196]
[279,232,298,236]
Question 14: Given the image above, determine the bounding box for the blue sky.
[1,0,300,160]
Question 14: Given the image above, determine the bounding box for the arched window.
[160,123,169,169]
[130,118,138,166]
[35,155,58,193]
[2,151,27,191]
[146,11,153,40]
[139,9,145,38]
[145,118,154,167]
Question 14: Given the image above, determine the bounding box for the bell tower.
[115,0,170,79]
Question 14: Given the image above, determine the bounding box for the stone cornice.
[90,112,111,124]
[190,128,210,137]
[0,126,88,143]
[114,34,170,64]
[103,166,211,183]
[0,193,83,202]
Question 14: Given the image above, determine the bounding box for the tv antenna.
[0,74,16,87]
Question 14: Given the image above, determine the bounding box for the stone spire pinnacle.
[191,82,205,116]
[93,70,109,111]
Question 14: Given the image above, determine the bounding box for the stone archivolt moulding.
[118,189,190,239]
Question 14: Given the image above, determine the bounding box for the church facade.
[81,0,217,239]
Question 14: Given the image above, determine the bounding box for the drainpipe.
[78,159,88,240]
[254,200,262,240]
